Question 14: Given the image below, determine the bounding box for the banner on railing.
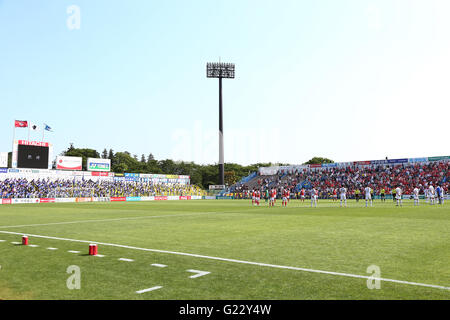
[111,197,126,202]
[0,195,205,205]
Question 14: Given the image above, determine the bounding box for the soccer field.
[0,199,449,300]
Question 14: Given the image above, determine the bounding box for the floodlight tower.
[206,62,235,186]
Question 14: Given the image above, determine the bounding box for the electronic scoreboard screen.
[17,145,49,169]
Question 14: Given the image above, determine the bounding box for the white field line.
[151,264,167,268]
[136,286,162,294]
[0,240,5,242]
[187,269,211,279]
[68,250,80,254]
[28,244,39,247]
[0,211,228,229]
[0,230,449,291]
[118,258,134,262]
[47,247,58,250]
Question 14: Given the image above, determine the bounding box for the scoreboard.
[17,145,49,169]
[12,140,53,169]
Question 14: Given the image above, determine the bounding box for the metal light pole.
[206,62,235,186]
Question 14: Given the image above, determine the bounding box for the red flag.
[15,120,28,128]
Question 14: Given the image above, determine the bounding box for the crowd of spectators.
[2,162,447,200]
[0,178,205,199]
[232,161,449,199]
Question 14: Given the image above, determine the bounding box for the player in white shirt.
[310,188,317,208]
[413,187,420,206]
[339,186,347,208]
[428,184,435,205]
[364,186,373,207]
[395,186,403,207]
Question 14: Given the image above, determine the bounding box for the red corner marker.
[89,244,98,256]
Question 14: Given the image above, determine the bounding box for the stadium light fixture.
[206,62,236,186]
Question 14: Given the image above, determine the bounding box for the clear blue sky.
[1,0,449,165]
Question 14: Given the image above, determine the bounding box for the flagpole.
[42,127,45,142]
[27,125,30,141]
[12,121,16,167]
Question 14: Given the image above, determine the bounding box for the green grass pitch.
[0,199,449,300]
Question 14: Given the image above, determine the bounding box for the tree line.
[60,144,285,189]
[8,145,334,190]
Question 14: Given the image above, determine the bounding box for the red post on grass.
[22,236,28,245]
[89,244,98,256]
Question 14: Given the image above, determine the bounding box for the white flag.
[30,123,40,131]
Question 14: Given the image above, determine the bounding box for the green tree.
[159,159,176,174]
[114,163,128,173]
[224,171,237,186]
[304,157,334,165]
[58,145,282,190]
[113,152,140,173]
[108,149,115,166]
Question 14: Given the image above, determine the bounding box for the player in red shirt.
[251,190,256,206]
[282,189,288,207]
[332,188,337,202]
[300,188,305,203]
[270,188,276,207]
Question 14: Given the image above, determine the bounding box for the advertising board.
[87,158,111,172]
[56,156,82,170]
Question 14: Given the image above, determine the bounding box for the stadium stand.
[0,170,206,199]
[0,179,205,199]
[230,157,449,199]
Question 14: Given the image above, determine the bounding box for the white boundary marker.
[0,230,449,291]
[68,250,80,254]
[47,247,58,250]
[151,264,167,268]
[118,258,134,262]
[136,286,163,294]
[0,240,5,242]
[187,269,211,279]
